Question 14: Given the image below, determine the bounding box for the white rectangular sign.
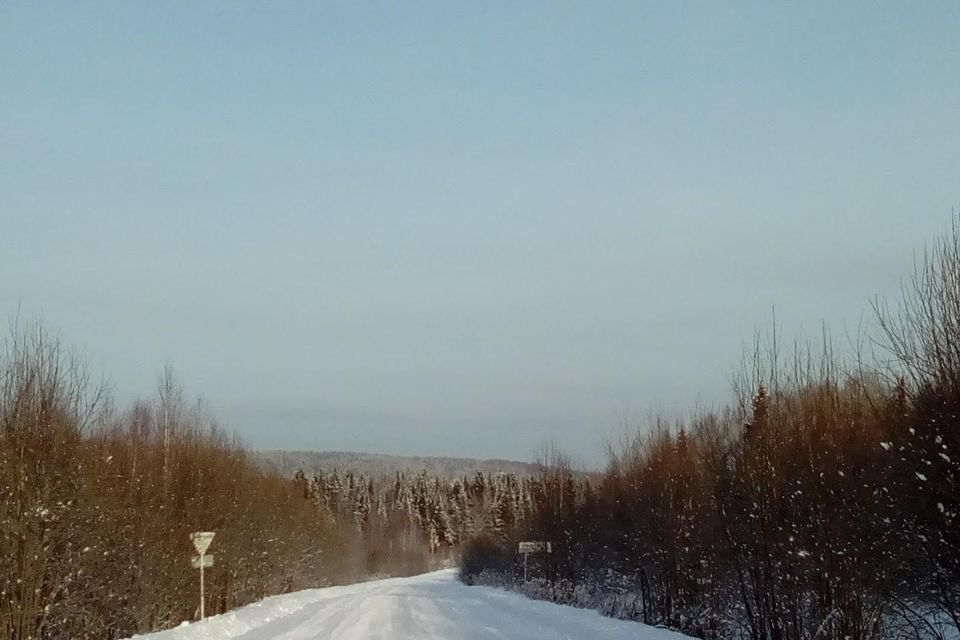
[190,531,216,555]
[518,541,552,554]
[191,554,214,569]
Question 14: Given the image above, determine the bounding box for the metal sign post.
[517,541,552,582]
[190,532,216,620]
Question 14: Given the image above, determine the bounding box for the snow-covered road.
[129,569,691,640]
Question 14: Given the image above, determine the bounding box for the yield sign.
[190,531,215,555]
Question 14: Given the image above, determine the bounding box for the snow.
[126,569,694,640]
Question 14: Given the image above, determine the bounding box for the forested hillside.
[458,221,960,640]
[258,449,539,480]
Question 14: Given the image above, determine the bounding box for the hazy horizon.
[3,3,958,463]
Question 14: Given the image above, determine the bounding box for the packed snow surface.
[128,569,692,640]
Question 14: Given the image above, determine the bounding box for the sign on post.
[518,540,552,582]
[190,532,216,620]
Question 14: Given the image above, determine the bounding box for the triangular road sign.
[190,531,215,555]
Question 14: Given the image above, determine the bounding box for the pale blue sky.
[2,3,958,462]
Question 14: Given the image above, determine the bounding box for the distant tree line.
[459,220,960,640]
[259,450,540,480]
